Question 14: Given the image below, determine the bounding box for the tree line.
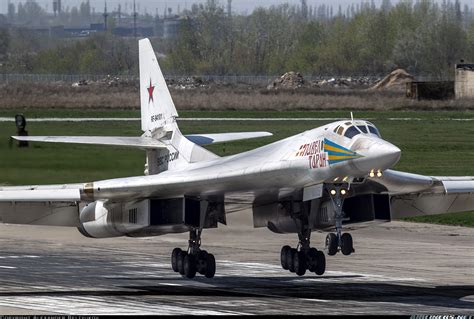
[166,0,474,78]
[0,0,473,78]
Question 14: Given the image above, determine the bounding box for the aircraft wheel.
[326,233,338,256]
[197,250,209,275]
[171,248,182,272]
[288,248,297,273]
[314,251,326,276]
[341,233,354,256]
[183,254,197,279]
[293,251,307,276]
[307,247,318,272]
[280,245,291,270]
[205,253,216,278]
[177,250,186,275]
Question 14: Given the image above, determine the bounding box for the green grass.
[1,110,473,227]
[401,211,474,228]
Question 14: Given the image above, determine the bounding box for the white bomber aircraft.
[1,38,473,279]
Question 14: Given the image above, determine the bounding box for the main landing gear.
[280,183,356,277]
[280,244,326,276]
[325,184,355,256]
[279,202,326,276]
[171,228,216,279]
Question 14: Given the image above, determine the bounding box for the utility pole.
[133,0,137,38]
[103,1,108,31]
[227,0,232,17]
[118,3,121,26]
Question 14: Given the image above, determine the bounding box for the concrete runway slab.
[0,212,472,315]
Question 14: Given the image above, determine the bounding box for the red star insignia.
[147,79,155,103]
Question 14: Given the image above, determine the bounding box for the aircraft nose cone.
[375,142,401,167]
[353,140,401,172]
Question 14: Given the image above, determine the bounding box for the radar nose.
[353,139,401,172]
[375,142,401,167]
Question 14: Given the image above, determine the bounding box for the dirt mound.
[268,71,305,89]
[370,69,414,90]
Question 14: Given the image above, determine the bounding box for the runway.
[0,212,472,315]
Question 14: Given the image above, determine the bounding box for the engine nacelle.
[253,199,334,233]
[253,194,391,234]
[78,200,125,238]
[78,197,226,238]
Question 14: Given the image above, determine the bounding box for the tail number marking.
[157,151,179,166]
[151,114,164,123]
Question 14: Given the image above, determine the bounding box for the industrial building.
[455,63,474,99]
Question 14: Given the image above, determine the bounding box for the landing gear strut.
[171,228,216,279]
[279,202,326,276]
[325,184,355,256]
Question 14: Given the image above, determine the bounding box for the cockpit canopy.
[333,121,381,139]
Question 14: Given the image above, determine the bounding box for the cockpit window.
[368,125,381,137]
[357,125,368,133]
[337,126,344,135]
[333,125,340,133]
[344,126,360,138]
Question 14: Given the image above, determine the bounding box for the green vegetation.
[1,110,473,180]
[1,110,473,226]
[169,0,474,77]
[401,212,474,228]
[1,0,473,77]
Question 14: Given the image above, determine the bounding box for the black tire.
[280,245,291,270]
[205,253,216,278]
[197,250,209,275]
[288,248,297,273]
[184,254,197,279]
[314,250,326,276]
[177,251,186,275]
[293,251,307,276]
[341,233,353,256]
[307,248,318,272]
[326,233,338,256]
[171,248,182,272]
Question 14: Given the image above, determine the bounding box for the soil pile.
[370,69,413,90]
[268,71,305,89]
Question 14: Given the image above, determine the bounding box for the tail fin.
[139,38,218,175]
[139,38,178,133]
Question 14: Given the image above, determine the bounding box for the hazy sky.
[2,0,472,15]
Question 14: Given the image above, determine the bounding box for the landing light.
[330,189,337,196]
[369,169,375,178]
[340,189,347,195]
[376,170,383,177]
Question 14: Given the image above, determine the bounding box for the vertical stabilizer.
[139,38,218,175]
[139,38,178,133]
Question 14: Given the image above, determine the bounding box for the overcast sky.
[2,0,472,15]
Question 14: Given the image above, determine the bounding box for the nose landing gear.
[325,184,355,256]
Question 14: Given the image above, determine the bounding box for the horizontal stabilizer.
[12,136,166,149]
[185,132,272,146]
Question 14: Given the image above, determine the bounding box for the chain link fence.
[0,73,388,86]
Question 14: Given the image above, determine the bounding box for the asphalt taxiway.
[0,210,472,315]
